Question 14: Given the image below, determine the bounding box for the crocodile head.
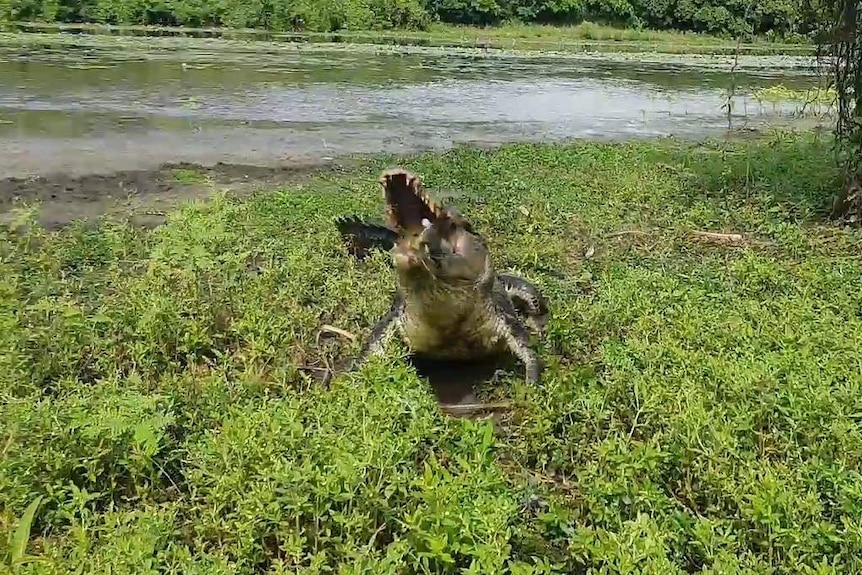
[379,168,489,289]
[379,168,475,237]
[392,215,490,288]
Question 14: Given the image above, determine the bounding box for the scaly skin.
[336,168,548,384]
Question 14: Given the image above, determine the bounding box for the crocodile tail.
[334,216,398,259]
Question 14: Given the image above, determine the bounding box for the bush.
[1,0,816,37]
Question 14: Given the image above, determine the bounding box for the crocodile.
[334,168,549,384]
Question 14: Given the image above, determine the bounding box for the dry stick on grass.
[603,229,656,239]
[603,228,764,245]
[310,324,359,386]
[690,230,747,243]
[319,324,357,342]
[499,460,579,494]
[438,401,513,416]
[691,230,776,247]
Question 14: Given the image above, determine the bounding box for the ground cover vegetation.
[0,0,820,41]
[3,131,862,573]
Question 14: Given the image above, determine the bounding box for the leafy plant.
[2,496,45,572]
[2,132,862,573]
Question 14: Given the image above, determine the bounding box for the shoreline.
[0,123,834,231]
[0,158,348,230]
[0,30,821,70]
[2,21,815,56]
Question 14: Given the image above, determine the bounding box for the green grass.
[419,22,813,54]
[2,132,862,573]
[169,168,209,185]
[424,21,810,48]
[4,21,815,55]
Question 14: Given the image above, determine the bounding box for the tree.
[814,0,862,223]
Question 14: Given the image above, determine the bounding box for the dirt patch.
[0,159,345,229]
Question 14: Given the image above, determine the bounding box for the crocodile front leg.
[344,298,406,377]
[492,299,542,385]
[363,300,405,356]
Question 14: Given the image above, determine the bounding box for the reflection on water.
[0,34,822,177]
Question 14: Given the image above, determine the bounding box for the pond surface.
[0,34,823,178]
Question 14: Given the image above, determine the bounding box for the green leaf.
[9,495,43,566]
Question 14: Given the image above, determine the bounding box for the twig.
[438,401,512,416]
[603,229,655,239]
[1,433,14,458]
[604,228,763,246]
[313,324,359,387]
[721,15,745,129]
[498,460,578,493]
[319,324,357,341]
[151,457,183,500]
[690,230,747,243]
[298,363,335,388]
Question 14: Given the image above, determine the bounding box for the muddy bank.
[0,159,341,229]
[1,120,830,231]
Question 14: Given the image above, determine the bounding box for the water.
[0,34,823,178]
